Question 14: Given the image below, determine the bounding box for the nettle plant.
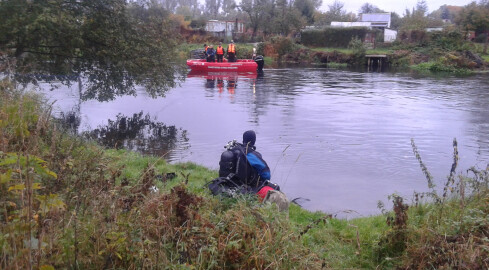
[0,93,64,269]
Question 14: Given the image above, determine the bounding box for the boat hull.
[187,59,258,72]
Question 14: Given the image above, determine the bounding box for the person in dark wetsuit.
[241,130,271,186]
[218,130,273,191]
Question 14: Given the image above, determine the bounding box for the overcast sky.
[319,0,474,16]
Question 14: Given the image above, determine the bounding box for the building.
[330,22,372,28]
[359,13,391,29]
[330,13,397,43]
[384,29,397,43]
[205,20,245,39]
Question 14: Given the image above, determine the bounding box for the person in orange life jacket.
[203,44,208,58]
[206,45,215,62]
[216,42,225,62]
[227,40,236,62]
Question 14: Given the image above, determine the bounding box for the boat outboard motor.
[254,55,264,71]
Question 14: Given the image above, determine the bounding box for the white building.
[205,20,245,38]
[359,13,391,29]
[384,29,397,43]
[330,21,397,43]
[330,22,373,28]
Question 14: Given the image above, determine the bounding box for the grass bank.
[1,82,488,268]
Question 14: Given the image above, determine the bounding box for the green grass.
[411,61,473,75]
[482,54,489,62]
[310,47,353,54]
[309,47,392,55]
[326,62,348,68]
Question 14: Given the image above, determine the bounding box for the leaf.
[0,170,12,183]
[0,153,18,166]
[32,182,42,189]
[40,265,55,270]
[45,169,57,179]
[8,184,25,192]
[7,201,16,208]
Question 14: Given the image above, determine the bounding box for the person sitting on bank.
[227,40,236,62]
[217,130,275,192]
[212,130,287,210]
[216,42,225,63]
[206,45,215,62]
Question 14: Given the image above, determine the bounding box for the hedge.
[301,27,369,47]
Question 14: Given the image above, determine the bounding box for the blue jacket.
[245,148,271,180]
[206,48,215,57]
[231,144,270,187]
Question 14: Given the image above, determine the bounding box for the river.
[41,68,489,217]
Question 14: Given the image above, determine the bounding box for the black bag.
[207,175,255,197]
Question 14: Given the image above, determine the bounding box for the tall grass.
[375,139,489,268]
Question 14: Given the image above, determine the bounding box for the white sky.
[320,0,475,16]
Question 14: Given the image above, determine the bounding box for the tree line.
[151,0,489,41]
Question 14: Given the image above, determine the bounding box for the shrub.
[301,27,369,47]
[271,36,296,59]
[348,36,366,66]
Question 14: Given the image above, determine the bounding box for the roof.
[360,13,391,23]
[331,22,372,28]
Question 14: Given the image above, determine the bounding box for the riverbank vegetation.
[2,82,488,268]
[177,0,489,73]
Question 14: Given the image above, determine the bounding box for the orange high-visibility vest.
[216,46,224,54]
[204,46,208,53]
[227,44,235,53]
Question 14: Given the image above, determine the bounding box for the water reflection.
[187,70,258,93]
[83,112,189,157]
[58,109,82,134]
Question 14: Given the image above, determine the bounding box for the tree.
[294,0,322,24]
[327,0,346,19]
[221,0,238,18]
[359,3,382,13]
[0,0,184,101]
[414,0,428,17]
[205,0,223,18]
[390,12,402,29]
[456,1,489,53]
[400,0,430,30]
[271,0,305,35]
[240,0,273,39]
[152,0,179,13]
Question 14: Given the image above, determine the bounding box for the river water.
[42,68,489,217]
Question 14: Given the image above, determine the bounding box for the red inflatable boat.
[186,59,258,72]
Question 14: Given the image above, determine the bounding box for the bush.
[271,36,296,59]
[348,36,366,66]
[301,27,369,47]
[475,33,488,43]
[430,30,465,51]
[256,42,266,56]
